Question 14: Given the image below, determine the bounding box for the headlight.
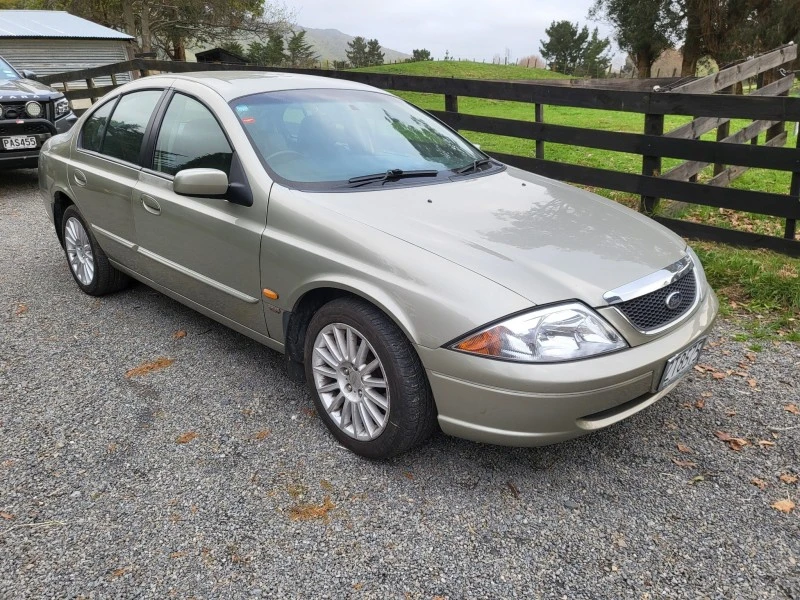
[25,101,43,118]
[451,302,628,363]
[54,97,70,119]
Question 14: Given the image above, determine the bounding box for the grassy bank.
[355,62,800,337]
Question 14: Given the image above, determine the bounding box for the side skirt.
[109,260,285,354]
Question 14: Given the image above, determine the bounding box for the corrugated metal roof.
[0,10,133,40]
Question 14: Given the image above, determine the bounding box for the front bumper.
[418,289,718,446]
[0,115,74,169]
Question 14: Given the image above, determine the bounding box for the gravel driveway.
[1,168,799,599]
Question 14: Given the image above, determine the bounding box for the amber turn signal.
[455,328,503,356]
[262,288,279,300]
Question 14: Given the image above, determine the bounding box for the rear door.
[70,88,166,271]
[132,90,268,335]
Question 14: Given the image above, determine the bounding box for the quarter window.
[101,90,163,164]
[153,94,232,176]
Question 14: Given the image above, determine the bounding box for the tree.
[540,21,590,74]
[366,39,385,66]
[287,30,318,67]
[577,28,612,76]
[346,36,369,67]
[247,32,286,66]
[411,48,432,61]
[220,40,246,58]
[590,0,682,77]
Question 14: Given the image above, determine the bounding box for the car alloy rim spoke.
[312,322,390,441]
[64,217,94,286]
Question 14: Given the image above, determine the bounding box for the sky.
[289,0,622,65]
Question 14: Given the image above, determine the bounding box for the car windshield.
[0,57,19,80]
[231,88,489,188]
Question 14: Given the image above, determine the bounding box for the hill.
[351,60,570,80]
[301,27,409,65]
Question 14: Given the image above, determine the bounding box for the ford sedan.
[38,72,718,458]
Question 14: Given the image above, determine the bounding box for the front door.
[132,92,268,335]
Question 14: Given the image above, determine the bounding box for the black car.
[1,55,77,169]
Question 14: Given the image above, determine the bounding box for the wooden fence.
[39,46,800,257]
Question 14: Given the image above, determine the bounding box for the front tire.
[61,205,129,296]
[304,297,437,459]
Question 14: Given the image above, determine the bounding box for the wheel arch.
[52,190,75,247]
[283,282,420,377]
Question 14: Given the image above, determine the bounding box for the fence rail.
[40,49,800,257]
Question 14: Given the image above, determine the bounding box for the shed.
[0,10,134,88]
[196,48,249,65]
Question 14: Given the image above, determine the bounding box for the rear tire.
[61,205,129,296]
[304,297,437,459]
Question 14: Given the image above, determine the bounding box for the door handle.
[73,169,87,187]
[141,195,161,215]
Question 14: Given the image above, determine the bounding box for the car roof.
[147,71,390,102]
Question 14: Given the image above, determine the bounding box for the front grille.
[616,270,697,331]
[0,122,52,135]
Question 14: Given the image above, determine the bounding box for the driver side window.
[153,94,232,176]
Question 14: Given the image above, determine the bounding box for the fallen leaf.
[110,566,131,579]
[176,431,198,444]
[747,379,757,388]
[689,475,705,484]
[0,511,13,520]
[353,583,364,591]
[252,430,270,441]
[714,431,749,451]
[15,303,28,316]
[403,472,414,480]
[772,499,795,513]
[758,440,776,447]
[173,330,187,339]
[779,474,798,484]
[785,404,800,416]
[734,371,749,377]
[507,481,520,498]
[693,365,706,373]
[726,410,737,417]
[124,357,174,378]
[169,551,187,559]
[672,458,697,468]
[745,352,757,362]
[701,391,713,398]
[751,478,768,490]
[677,443,693,454]
[694,398,705,410]
[712,372,727,380]
[320,479,333,491]
[288,496,335,521]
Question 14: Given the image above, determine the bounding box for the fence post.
[534,104,544,159]
[787,130,799,240]
[445,94,459,130]
[641,113,664,214]
[86,78,98,103]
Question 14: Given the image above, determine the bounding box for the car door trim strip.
[92,224,136,249]
[136,247,260,304]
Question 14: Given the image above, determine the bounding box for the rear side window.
[81,101,114,152]
[100,90,163,164]
[153,94,232,176]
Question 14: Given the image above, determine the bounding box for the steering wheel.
[266,150,303,162]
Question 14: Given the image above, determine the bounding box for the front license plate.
[2,135,37,150]
[658,337,707,391]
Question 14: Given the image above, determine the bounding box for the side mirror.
[20,70,37,80]
[173,168,229,197]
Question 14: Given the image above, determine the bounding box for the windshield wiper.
[456,157,493,175]
[346,168,438,188]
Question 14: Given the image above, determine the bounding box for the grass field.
[354,61,800,340]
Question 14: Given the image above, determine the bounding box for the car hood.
[316,168,688,307]
[0,77,58,100]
